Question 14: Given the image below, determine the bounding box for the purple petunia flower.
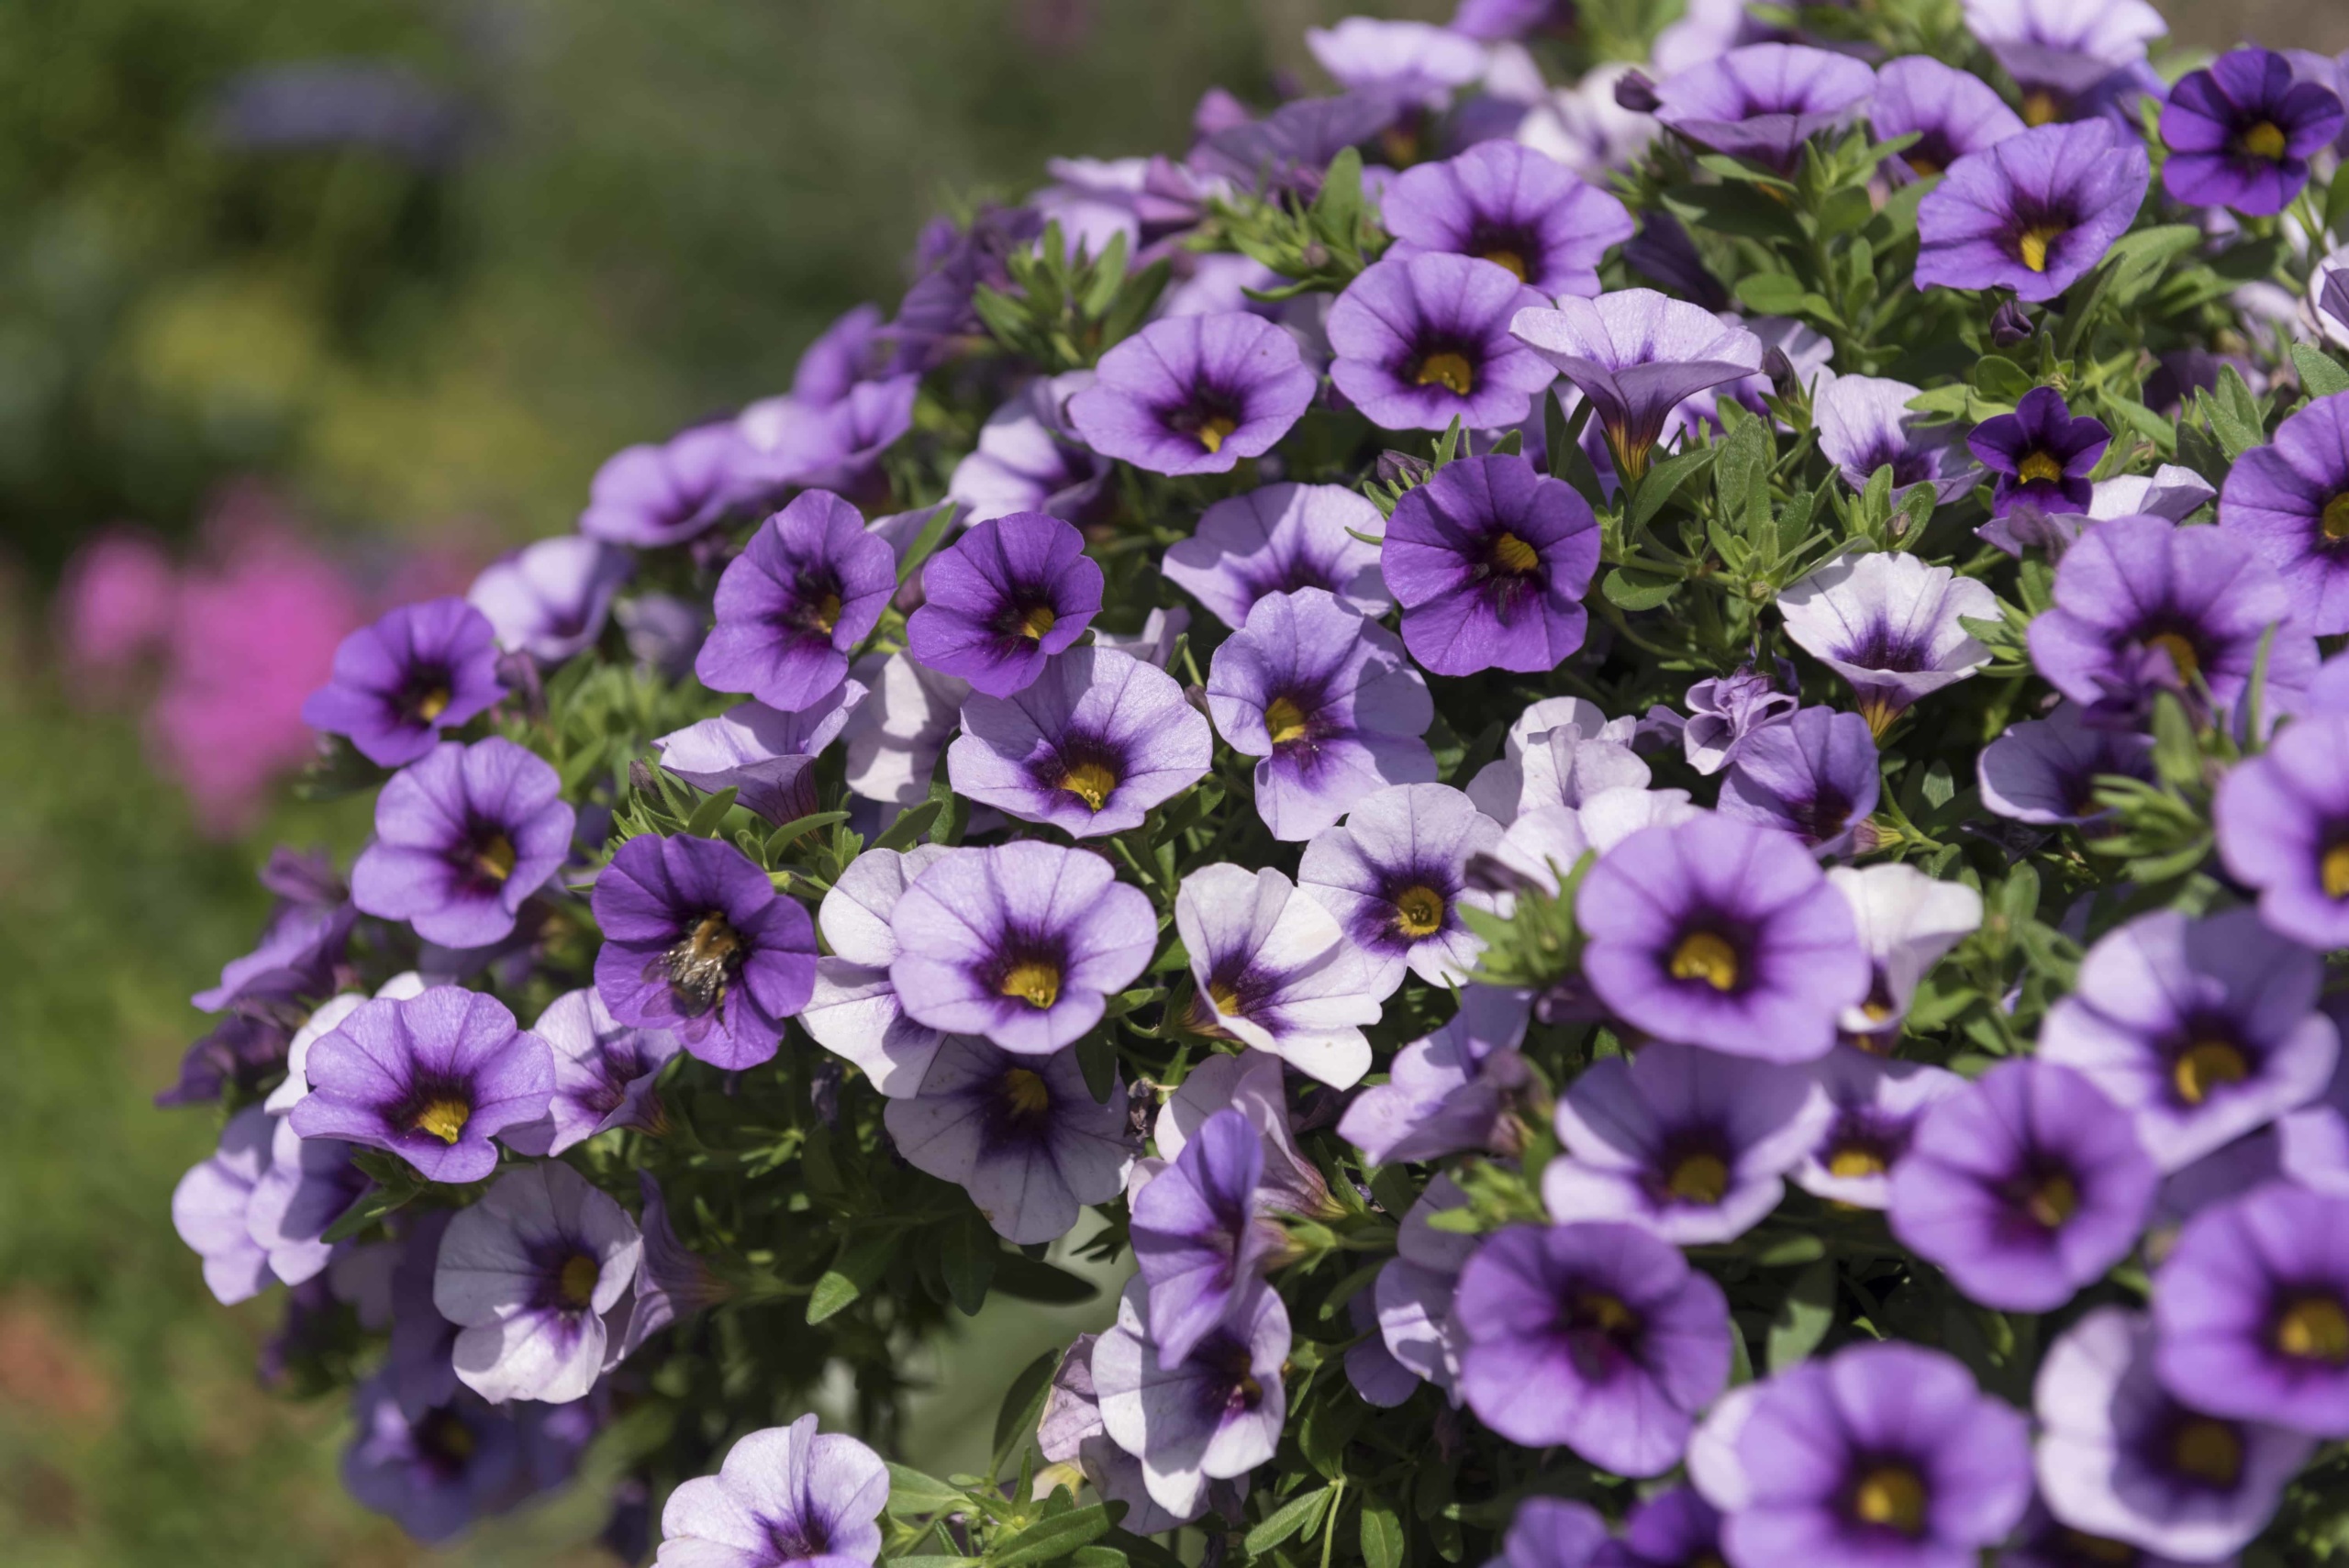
[787,304,885,407]
[171,1106,283,1303]
[1369,1176,1476,1398]
[1174,863,1386,1089]
[1964,0,2166,124]
[885,1034,1134,1244]
[2034,1306,2313,1562]
[2039,907,2338,1171]
[1163,483,1391,632]
[288,988,554,1184]
[1653,44,1877,177]
[247,1114,367,1290]
[622,1170,731,1359]
[1576,812,1870,1062]
[577,423,755,549]
[1793,1046,1966,1210]
[947,372,1111,528]
[1869,56,2026,179]
[1037,1334,1246,1534]
[2218,391,2349,635]
[1682,662,1798,775]
[2161,47,2344,217]
[1454,1220,1732,1476]
[502,989,681,1157]
[590,832,818,1070]
[1721,1341,2033,1568]
[1915,120,2150,302]
[841,650,968,806]
[1465,696,1648,825]
[434,1160,640,1404]
[341,1374,535,1544]
[1784,552,2002,728]
[905,513,1103,698]
[1192,93,1405,201]
[800,845,951,1096]
[653,681,867,828]
[1147,1051,1335,1221]
[302,597,506,768]
[351,739,575,950]
[735,374,918,510]
[1597,1487,1724,1568]
[1889,1058,2159,1312]
[1509,289,1765,481]
[1719,706,1882,856]
[1326,254,1555,433]
[2213,713,2349,949]
[888,842,1156,1055]
[467,537,631,665]
[1814,375,1979,505]
[1298,783,1503,995]
[1337,987,1532,1163]
[1977,701,2155,824]
[1131,1106,1289,1366]
[696,490,898,715]
[1094,1274,1289,1518]
[1207,587,1433,841]
[1542,1040,1833,1244]
[1381,141,1633,297]
[1065,313,1317,476]
[1828,863,1983,1046]
[2154,1183,2349,1439]
[948,645,1213,838]
[1969,387,2110,519]
[1381,453,1599,677]
[654,1413,889,1568]
[1307,17,1486,106]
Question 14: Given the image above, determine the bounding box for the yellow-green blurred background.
[2,3,2341,1564]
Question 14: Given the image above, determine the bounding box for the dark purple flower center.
[1379,873,1453,945]
[1409,343,1479,398]
[1789,783,1858,845]
[1900,128,1957,179]
[2164,1020,2252,1106]
[2149,1410,2246,1489]
[2001,1159,2080,1231]
[1840,618,1934,674]
[1853,436,1936,489]
[2131,621,2208,687]
[1845,1462,1928,1536]
[1195,1334,1268,1418]
[2238,120,2288,161]
[1560,1287,1642,1379]
[1163,394,1244,455]
[460,823,518,891]
[548,1249,601,1310]
[1464,222,1540,284]
[412,1406,479,1477]
[763,1509,833,1564]
[662,910,746,1017]
[782,569,846,639]
[2321,492,2349,542]
[997,1066,1053,1128]
[1822,1112,1903,1182]
[2273,1292,2349,1364]
[1037,732,1124,815]
[390,1075,473,1145]
[398,665,456,725]
[991,593,1061,644]
[990,930,1072,1012]
[1651,1132,1733,1207]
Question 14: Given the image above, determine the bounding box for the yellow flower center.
[1060,759,1118,811]
[1665,1151,1731,1205]
[1000,962,1062,1010]
[1851,1466,1927,1536]
[2024,1172,2078,1229]
[1414,350,1475,396]
[473,833,517,884]
[2017,451,2065,485]
[2169,1418,2243,1486]
[1018,604,1058,640]
[558,1252,600,1309]
[1576,1291,1640,1335]
[1264,695,1311,746]
[2171,1039,2248,1106]
[412,1096,472,1145]
[1829,1144,1888,1179]
[414,684,452,722]
[1491,531,1540,574]
[2016,224,2065,273]
[2323,842,2349,900]
[1001,1067,1052,1121]
[2241,120,2288,161]
[1196,414,1238,453]
[1208,979,1243,1017]
[2146,631,2200,684]
[808,592,842,634]
[1669,931,1739,991]
[1904,153,1943,178]
[1479,248,1528,282]
[2276,1296,2349,1362]
[2323,494,2349,541]
[1393,884,1446,938]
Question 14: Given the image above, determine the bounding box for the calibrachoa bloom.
[1652,44,1877,176]
[434,1160,641,1404]
[351,739,576,949]
[503,988,682,1157]
[1338,987,1531,1163]
[799,845,951,1096]
[1509,289,1765,480]
[1682,663,1798,775]
[1969,388,2110,519]
[1174,863,1385,1088]
[2161,47,2344,217]
[467,536,631,664]
[1298,783,1503,995]
[696,490,897,714]
[2218,390,2349,634]
[1915,120,2151,302]
[2153,1183,2349,1438]
[340,1375,536,1545]
[653,681,866,827]
[1095,1275,1290,1518]
[1131,1106,1288,1364]
[905,512,1103,697]
[2214,713,2349,948]
[1326,254,1555,432]
[947,371,1109,526]
[1718,706,1882,855]
[302,597,506,767]
[171,1106,284,1304]
[1380,141,1633,297]
[949,646,1213,837]
[1793,1047,1966,1209]
[1381,454,1598,677]
[655,1414,889,1568]
[1814,375,1978,504]
[577,422,753,548]
[1868,55,2026,178]
[1826,862,1983,1044]
[1777,552,1999,728]
[1978,701,2155,824]
[1163,483,1391,631]
[1066,313,1317,476]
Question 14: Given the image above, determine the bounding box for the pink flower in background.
[59,528,179,684]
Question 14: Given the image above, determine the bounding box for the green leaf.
[1713,411,1774,539]
[2097,224,2201,307]
[1601,566,1680,612]
[320,1184,415,1245]
[2327,161,2349,239]
[1360,1500,1406,1568]
[807,1232,896,1325]
[993,1348,1062,1464]
[763,808,851,856]
[993,1252,1099,1305]
[888,1464,967,1518]
[1246,1487,1336,1556]
[1544,393,1605,513]
[1300,1392,1365,1478]
[897,502,963,587]
[942,1214,998,1317]
[1074,1028,1119,1105]
[684,785,740,838]
[869,799,943,855]
[1768,1260,1838,1372]
[2292,342,2349,400]
[990,1505,1119,1568]
[1629,445,1719,532]
[1733,272,1808,316]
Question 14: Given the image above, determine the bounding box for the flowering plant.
[163,2,2349,1565]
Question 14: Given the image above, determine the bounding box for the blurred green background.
[1,2,2341,1564]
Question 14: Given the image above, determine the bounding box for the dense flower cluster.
[163,2,2349,1565]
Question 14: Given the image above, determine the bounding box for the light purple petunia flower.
[189,870,356,1021]
[1143,1051,1335,1223]
[624,1169,731,1358]
[947,371,1111,528]
[1191,93,1405,201]
[1327,254,1555,433]
[1298,782,1503,995]
[1037,1333,1246,1533]
[1381,453,1598,677]
[1969,387,2110,518]
[800,845,952,1096]
[302,597,506,768]
[888,841,1156,1055]
[1781,553,2001,728]
[351,739,575,950]
[840,650,968,806]
[884,1034,1134,1244]
[1516,62,1662,180]
[1542,1040,1833,1244]
[1307,17,1486,106]
[1094,1273,1290,1518]
[1338,986,1531,1164]
[1977,700,2154,824]
[340,1373,533,1544]
[1995,1502,2202,1568]
[948,645,1213,838]
[1454,1220,1732,1476]
[654,1413,890,1568]
[434,1160,640,1404]
[653,681,867,828]
[1889,1058,2158,1312]
[1509,289,1765,481]
[501,988,682,1157]
[1814,374,1979,505]
[1826,862,1983,1045]
[247,1113,368,1288]
[2218,391,2349,635]
[1206,587,1434,841]
[1174,863,1385,1089]
[1916,119,2150,302]
[1465,696,1647,825]
[2161,47,2344,217]
[1450,0,1576,42]
[1793,1046,1966,1210]
[1575,812,1869,1062]
[1163,482,1391,632]
[1964,0,2165,121]
[288,987,553,1184]
[1721,1341,2033,1568]
[384,1207,460,1418]
[2035,1306,2313,1562]
[2038,907,2338,1171]
[786,304,885,407]
[1653,44,1877,176]
[171,1105,283,1304]
[467,537,632,665]
[735,374,919,510]
[1131,1106,1290,1366]
[906,513,1103,698]
[2213,714,2349,949]
[1065,313,1317,476]
[577,422,756,549]
[1380,141,1633,297]
[1682,662,1798,775]
[1596,1487,1724,1568]
[1369,1176,1476,1399]
[2154,1183,2349,1439]
[590,832,818,1070]
[1719,705,1882,856]
[696,490,898,715]
[1869,56,2026,179]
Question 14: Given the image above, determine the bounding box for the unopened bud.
[1614,70,1661,114]
[1375,449,1434,489]
[1990,298,2033,347]
[1761,345,1798,398]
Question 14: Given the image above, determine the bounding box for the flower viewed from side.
[1814,375,1978,505]
[351,739,576,949]
[1599,1487,1724,1568]
[2034,1307,2313,1562]
[1380,141,1633,297]
[1792,1047,1966,1210]
[1131,1106,1287,1365]
[2214,714,2349,948]
[653,681,867,827]
[1453,1220,1733,1477]
[1095,1275,1290,1518]
[1653,43,1877,176]
[947,371,1110,526]
[1037,1334,1242,1535]
[1306,17,1486,106]
[434,1161,641,1404]
[1977,701,2155,824]
[1381,453,1599,677]
[2153,1184,2349,1439]
[1969,388,2110,518]
[1066,313,1317,476]
[1915,120,2151,302]
[1682,663,1798,775]
[467,537,631,665]
[1466,697,1648,823]
[1889,1059,2159,1312]
[577,422,752,549]
[799,845,952,1096]
[696,490,897,714]
[906,512,1104,697]
[1337,987,1532,1164]
[302,597,506,768]
[502,988,682,1157]
[2160,47,2344,216]
[949,646,1214,838]
[1298,783,1504,995]
[841,651,969,806]
[1718,706,1882,856]
[1868,55,2026,178]
[884,1034,1134,1244]
[1371,1177,1476,1397]
[888,842,1156,1055]
[1509,289,1765,481]
[1779,553,2000,730]
[654,1414,889,1568]
[590,832,818,1069]
[1326,254,1555,432]
[1542,1041,1833,1244]
[1163,483,1391,631]
[1825,862,1983,1044]
[1174,863,1385,1088]
[1576,812,1870,1062]
[246,1116,367,1288]
[2218,391,2349,635]
[171,1106,282,1304]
